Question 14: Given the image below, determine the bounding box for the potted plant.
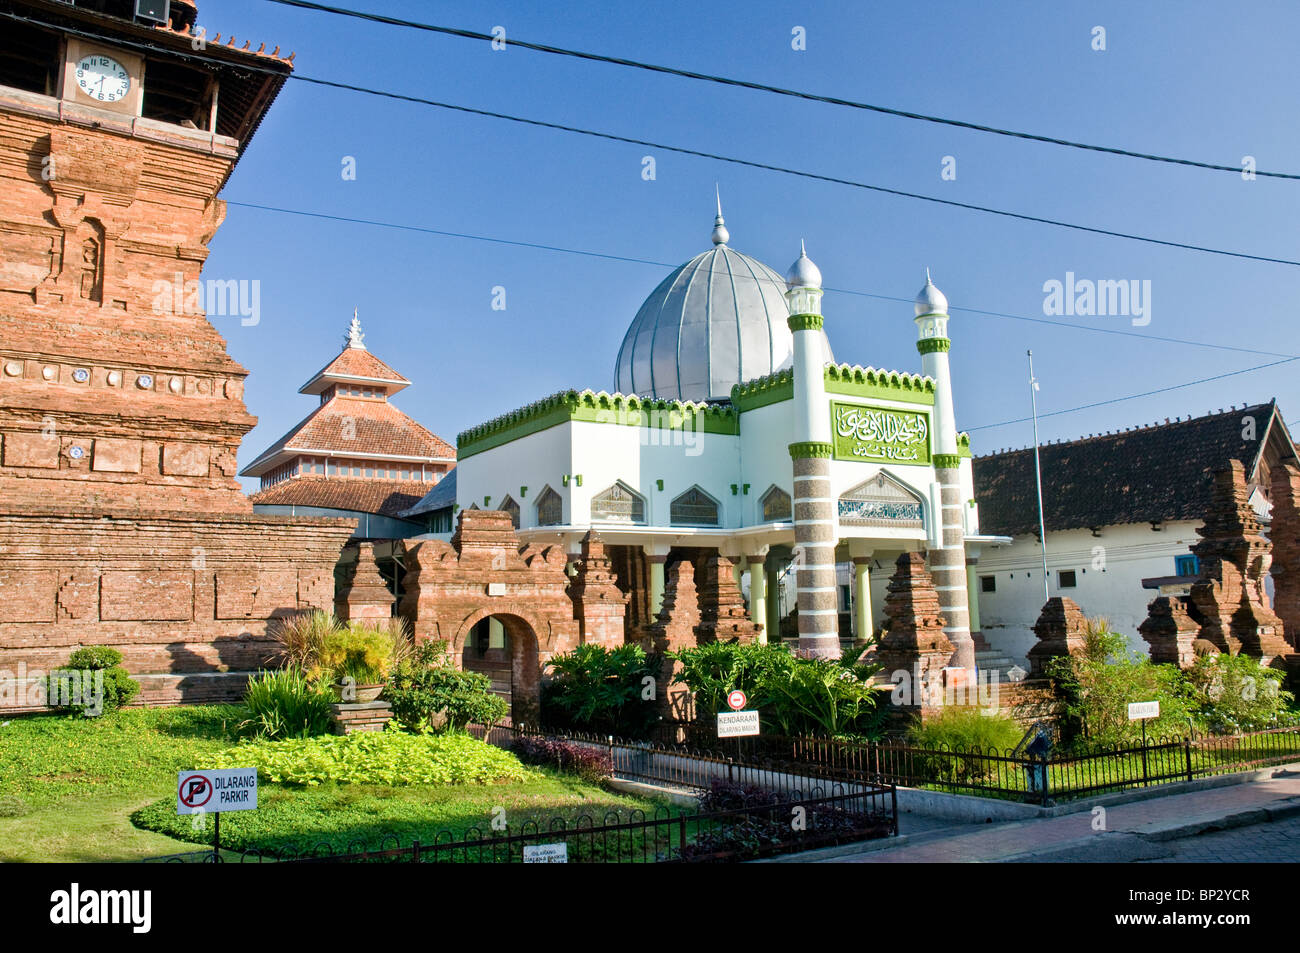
[319,620,411,704]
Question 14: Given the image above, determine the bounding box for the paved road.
[1139,813,1300,863]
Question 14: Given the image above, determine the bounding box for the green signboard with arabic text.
[831,401,931,465]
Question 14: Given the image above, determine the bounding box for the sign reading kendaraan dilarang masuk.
[831,401,931,465]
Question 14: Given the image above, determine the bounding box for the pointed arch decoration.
[535,485,563,526]
[838,471,924,528]
[759,484,792,523]
[499,494,521,529]
[670,485,720,526]
[591,480,646,524]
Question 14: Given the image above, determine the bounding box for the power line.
[225,199,1296,360]
[262,0,1300,182]
[9,8,1297,267]
[965,356,1300,432]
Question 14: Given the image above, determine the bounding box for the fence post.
[1184,737,1193,783]
[412,839,421,863]
[1040,754,1050,808]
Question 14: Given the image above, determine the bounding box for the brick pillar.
[335,542,393,621]
[1270,464,1300,648]
[930,465,974,672]
[1189,461,1288,663]
[1026,597,1089,678]
[644,559,700,723]
[695,553,762,645]
[876,551,953,711]
[1139,596,1199,668]
[570,530,628,647]
[790,444,840,658]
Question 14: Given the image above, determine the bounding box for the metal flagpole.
[1027,350,1050,603]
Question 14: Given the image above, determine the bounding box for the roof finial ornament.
[711,185,729,246]
[346,308,366,350]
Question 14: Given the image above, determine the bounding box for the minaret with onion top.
[785,242,840,659]
[914,272,974,672]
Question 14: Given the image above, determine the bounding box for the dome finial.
[914,271,948,317]
[785,239,822,290]
[711,185,729,246]
[346,308,367,350]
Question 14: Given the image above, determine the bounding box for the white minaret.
[785,242,839,659]
[914,272,974,671]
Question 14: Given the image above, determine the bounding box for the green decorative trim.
[916,337,951,354]
[730,484,739,495]
[823,363,936,406]
[789,441,834,460]
[483,496,491,507]
[957,433,972,459]
[655,479,664,491]
[787,313,824,332]
[933,453,962,469]
[742,483,750,495]
[458,389,740,459]
[520,486,528,497]
[731,369,794,412]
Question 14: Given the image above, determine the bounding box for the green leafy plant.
[271,612,411,686]
[386,642,508,733]
[269,610,340,671]
[542,643,661,738]
[1047,618,1193,748]
[907,706,1025,752]
[1185,652,1295,734]
[202,729,533,786]
[669,641,886,739]
[239,668,335,740]
[46,645,139,716]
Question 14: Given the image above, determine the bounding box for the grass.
[0,704,666,862]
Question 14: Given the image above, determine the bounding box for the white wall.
[456,424,573,527]
[973,521,1202,665]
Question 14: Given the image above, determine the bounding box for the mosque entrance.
[462,616,513,705]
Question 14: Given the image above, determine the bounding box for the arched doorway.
[455,611,542,725]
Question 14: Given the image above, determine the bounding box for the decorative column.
[335,542,394,621]
[765,561,781,641]
[747,554,768,642]
[1269,464,1300,648]
[644,543,669,618]
[914,273,974,673]
[965,557,984,645]
[570,530,629,647]
[785,242,840,659]
[1026,597,1089,678]
[852,556,873,645]
[876,552,954,712]
[1139,596,1199,668]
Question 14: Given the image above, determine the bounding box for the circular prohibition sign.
[179,773,214,809]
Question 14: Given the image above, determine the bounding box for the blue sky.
[203,0,1300,490]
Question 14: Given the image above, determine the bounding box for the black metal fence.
[494,721,1300,806]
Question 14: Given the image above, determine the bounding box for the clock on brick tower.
[0,0,356,707]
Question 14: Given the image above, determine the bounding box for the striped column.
[791,442,840,659]
[929,461,974,670]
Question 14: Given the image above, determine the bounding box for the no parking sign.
[177,768,258,814]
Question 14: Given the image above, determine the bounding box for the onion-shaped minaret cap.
[914,268,949,316]
[785,239,822,290]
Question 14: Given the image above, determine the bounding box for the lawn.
[0,705,663,862]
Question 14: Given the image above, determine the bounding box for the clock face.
[75,54,130,104]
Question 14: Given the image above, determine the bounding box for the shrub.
[203,729,533,786]
[1047,618,1193,748]
[509,736,612,784]
[47,645,139,716]
[669,641,885,739]
[1185,652,1295,735]
[269,610,339,670]
[239,668,335,740]
[542,643,661,738]
[907,706,1025,752]
[386,642,508,732]
[271,613,411,685]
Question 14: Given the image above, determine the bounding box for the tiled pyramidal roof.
[250,477,426,518]
[973,402,1284,537]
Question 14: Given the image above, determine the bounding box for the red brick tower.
[0,0,355,704]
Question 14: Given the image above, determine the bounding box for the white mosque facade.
[406,206,1005,664]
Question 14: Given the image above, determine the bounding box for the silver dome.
[785,240,822,290]
[914,270,949,316]
[614,240,833,402]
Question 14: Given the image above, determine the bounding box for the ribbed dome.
[614,234,832,402]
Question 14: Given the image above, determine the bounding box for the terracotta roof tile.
[309,348,408,385]
[973,403,1283,537]
[242,396,455,473]
[249,477,426,518]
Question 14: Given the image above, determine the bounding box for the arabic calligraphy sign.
[831,401,931,465]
